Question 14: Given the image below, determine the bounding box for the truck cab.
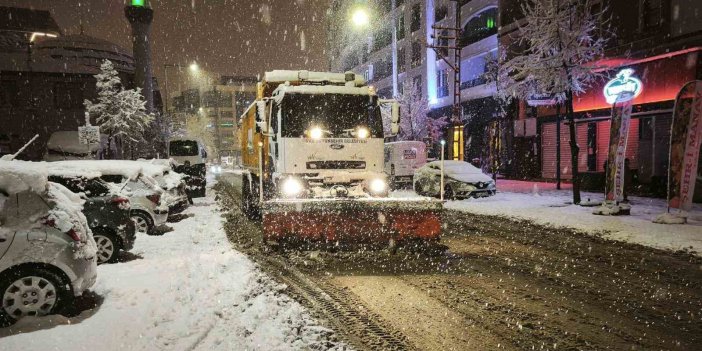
[239,70,400,203]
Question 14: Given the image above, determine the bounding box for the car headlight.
[281,177,304,197]
[369,178,387,194]
[210,165,217,173]
[356,127,370,139]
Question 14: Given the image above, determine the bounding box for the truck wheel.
[242,178,261,220]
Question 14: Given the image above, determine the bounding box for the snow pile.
[1,191,346,350]
[436,180,702,255]
[0,160,49,195]
[45,183,97,260]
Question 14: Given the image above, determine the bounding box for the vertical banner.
[604,92,634,202]
[668,81,702,212]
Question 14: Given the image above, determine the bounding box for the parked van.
[168,138,207,198]
[384,141,427,188]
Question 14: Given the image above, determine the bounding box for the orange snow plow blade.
[262,199,443,243]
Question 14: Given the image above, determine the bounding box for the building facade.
[171,76,257,161]
[500,0,702,200]
[0,6,162,160]
[327,0,499,161]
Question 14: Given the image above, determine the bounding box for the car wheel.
[131,211,153,234]
[413,179,424,196]
[444,185,456,200]
[93,231,120,264]
[0,268,69,327]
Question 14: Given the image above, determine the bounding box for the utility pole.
[427,0,464,160]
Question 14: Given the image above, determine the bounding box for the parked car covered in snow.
[43,131,116,161]
[0,161,97,326]
[137,159,190,214]
[47,173,136,264]
[44,161,169,234]
[413,160,496,199]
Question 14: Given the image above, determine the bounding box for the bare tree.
[392,80,448,142]
[501,0,608,204]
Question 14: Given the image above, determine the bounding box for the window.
[374,58,393,80]
[398,47,406,72]
[375,26,392,51]
[435,5,448,22]
[411,41,423,68]
[364,64,374,81]
[54,82,83,109]
[459,8,498,47]
[459,52,492,89]
[411,4,421,32]
[397,13,405,40]
[641,0,662,30]
[0,80,19,107]
[437,69,449,98]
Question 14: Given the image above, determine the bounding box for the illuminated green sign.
[486,17,495,29]
[131,0,145,7]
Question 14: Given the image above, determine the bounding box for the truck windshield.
[169,140,199,156]
[281,93,383,138]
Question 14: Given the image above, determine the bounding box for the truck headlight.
[369,178,387,194]
[281,177,304,197]
[356,127,370,139]
[308,126,323,140]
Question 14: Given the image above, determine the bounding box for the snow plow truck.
[238,70,442,247]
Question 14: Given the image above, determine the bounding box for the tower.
[125,0,154,113]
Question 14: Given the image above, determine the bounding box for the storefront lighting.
[603,68,643,104]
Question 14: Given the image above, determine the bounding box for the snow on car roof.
[46,131,104,154]
[0,160,49,195]
[428,160,482,172]
[45,160,169,180]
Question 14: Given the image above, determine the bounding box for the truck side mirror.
[255,101,269,133]
[391,101,400,135]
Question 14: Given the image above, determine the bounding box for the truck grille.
[306,161,366,170]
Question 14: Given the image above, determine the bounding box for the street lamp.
[351,8,370,27]
[189,62,199,72]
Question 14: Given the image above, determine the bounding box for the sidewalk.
[443,179,702,256]
[1,190,345,350]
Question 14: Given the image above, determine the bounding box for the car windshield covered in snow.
[437,161,484,174]
[169,140,199,156]
[281,93,383,138]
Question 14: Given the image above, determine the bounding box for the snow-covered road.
[392,179,702,256]
[1,192,343,350]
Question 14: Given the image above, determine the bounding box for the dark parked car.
[48,175,136,264]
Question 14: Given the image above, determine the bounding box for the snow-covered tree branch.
[500,0,609,204]
[84,60,155,159]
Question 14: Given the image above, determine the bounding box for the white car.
[413,160,496,199]
[0,161,97,326]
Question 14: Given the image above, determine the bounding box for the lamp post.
[440,139,446,201]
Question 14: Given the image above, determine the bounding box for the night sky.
[3,0,330,97]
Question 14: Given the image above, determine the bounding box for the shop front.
[538,48,701,197]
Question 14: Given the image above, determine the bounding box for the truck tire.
[242,178,261,220]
